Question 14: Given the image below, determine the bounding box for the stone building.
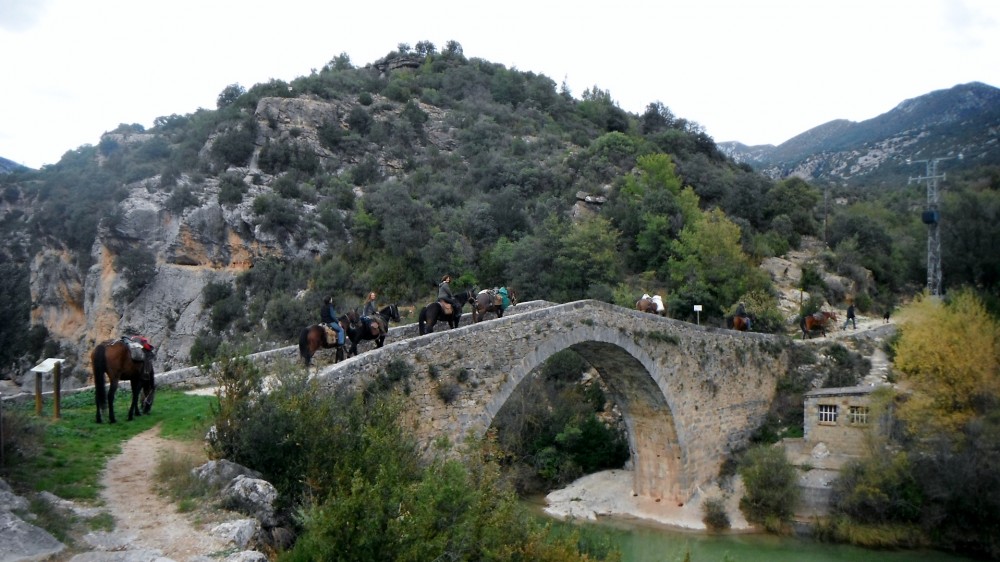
[785,384,888,518]
[803,385,881,457]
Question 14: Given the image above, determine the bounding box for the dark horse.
[800,311,838,339]
[91,337,156,424]
[418,289,475,334]
[344,304,401,356]
[471,287,518,323]
[298,312,356,367]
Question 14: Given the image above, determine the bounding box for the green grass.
[2,388,217,501]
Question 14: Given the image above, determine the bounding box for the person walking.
[843,303,857,330]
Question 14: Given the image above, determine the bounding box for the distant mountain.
[0,155,30,174]
[719,82,1000,186]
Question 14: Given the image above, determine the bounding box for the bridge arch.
[315,300,787,503]
[481,325,686,500]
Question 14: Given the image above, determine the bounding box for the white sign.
[693,305,703,312]
[30,358,66,374]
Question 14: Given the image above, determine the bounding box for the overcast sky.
[2,0,999,169]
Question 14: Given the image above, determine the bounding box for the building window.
[849,406,870,425]
[819,404,838,423]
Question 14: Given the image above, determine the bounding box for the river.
[544,516,977,562]
[527,468,978,562]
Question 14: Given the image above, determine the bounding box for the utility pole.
[907,154,962,297]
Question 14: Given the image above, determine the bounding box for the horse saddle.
[322,324,338,345]
[479,289,500,307]
[438,299,454,316]
[123,335,153,361]
[361,316,382,336]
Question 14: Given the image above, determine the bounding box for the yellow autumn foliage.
[893,290,1000,436]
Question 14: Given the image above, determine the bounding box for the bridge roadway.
[306,299,789,504]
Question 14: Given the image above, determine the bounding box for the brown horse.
[729,316,750,331]
[471,288,518,323]
[800,311,838,339]
[91,337,156,424]
[298,313,354,366]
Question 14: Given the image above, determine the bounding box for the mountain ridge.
[720,81,1000,184]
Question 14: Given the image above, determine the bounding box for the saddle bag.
[322,324,338,345]
[439,300,454,316]
[127,341,146,362]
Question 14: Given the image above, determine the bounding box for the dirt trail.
[98,425,232,560]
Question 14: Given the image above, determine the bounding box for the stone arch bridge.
[310,300,789,504]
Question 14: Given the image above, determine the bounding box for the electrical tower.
[907,155,961,297]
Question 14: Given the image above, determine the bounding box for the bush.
[165,185,199,213]
[702,496,731,531]
[115,247,156,302]
[217,173,247,205]
[738,444,800,531]
[0,407,45,473]
[189,329,222,364]
[210,120,256,166]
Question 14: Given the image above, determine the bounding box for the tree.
[216,83,246,109]
[549,216,623,302]
[668,208,770,321]
[893,290,1000,436]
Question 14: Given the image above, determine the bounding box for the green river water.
[533,507,977,562]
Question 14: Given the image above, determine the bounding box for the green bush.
[218,173,247,205]
[210,120,257,166]
[702,496,731,531]
[165,185,199,213]
[738,444,800,531]
[188,329,222,364]
[115,247,156,302]
[0,407,45,473]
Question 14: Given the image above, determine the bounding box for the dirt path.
[99,425,232,560]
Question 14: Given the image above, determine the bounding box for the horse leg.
[95,381,105,424]
[107,378,118,424]
[127,379,141,421]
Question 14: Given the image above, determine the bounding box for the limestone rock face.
[20,85,463,382]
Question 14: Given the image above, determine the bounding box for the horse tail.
[298,326,312,365]
[93,344,108,408]
[418,306,427,335]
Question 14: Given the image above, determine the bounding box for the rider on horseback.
[438,275,462,316]
[320,296,346,347]
[736,301,751,330]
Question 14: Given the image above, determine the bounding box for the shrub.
[702,496,731,531]
[210,294,244,331]
[115,247,156,302]
[210,120,256,166]
[0,406,45,472]
[738,444,800,531]
[189,329,222,364]
[165,185,199,213]
[217,173,247,205]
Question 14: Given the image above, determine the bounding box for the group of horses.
[299,287,518,367]
[299,304,402,366]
